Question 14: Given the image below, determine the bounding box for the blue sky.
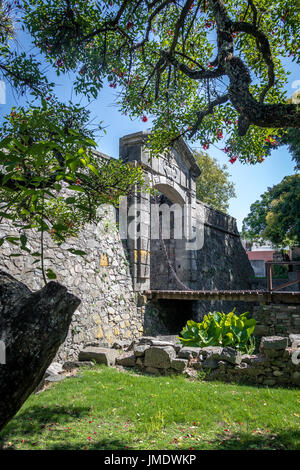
[1,26,299,231]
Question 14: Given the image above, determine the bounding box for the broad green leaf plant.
[178,310,257,354]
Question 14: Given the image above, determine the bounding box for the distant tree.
[242,174,300,246]
[194,151,236,212]
[282,128,300,171]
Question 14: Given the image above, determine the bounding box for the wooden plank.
[143,289,300,304]
[272,279,300,292]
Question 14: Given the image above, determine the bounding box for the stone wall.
[192,201,256,320]
[253,304,300,337]
[114,335,300,387]
[0,209,145,362]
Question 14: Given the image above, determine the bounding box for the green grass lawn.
[1,365,300,450]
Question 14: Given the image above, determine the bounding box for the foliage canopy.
[242,174,300,246]
[21,0,300,164]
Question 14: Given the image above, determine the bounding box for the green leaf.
[46,268,57,279]
[67,248,87,256]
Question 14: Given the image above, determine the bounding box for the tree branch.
[189,93,229,137]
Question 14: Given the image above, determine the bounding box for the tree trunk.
[0,270,80,432]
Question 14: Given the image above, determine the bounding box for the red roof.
[247,250,274,262]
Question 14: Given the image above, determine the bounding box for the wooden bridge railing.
[266,261,300,292]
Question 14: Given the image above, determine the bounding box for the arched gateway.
[119,131,203,292]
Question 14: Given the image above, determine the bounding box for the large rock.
[220,347,242,365]
[133,344,150,357]
[144,346,176,369]
[200,346,223,359]
[45,362,63,377]
[137,336,178,351]
[203,357,219,369]
[79,347,120,366]
[0,270,80,432]
[178,347,202,359]
[116,354,136,367]
[289,334,300,348]
[171,358,188,372]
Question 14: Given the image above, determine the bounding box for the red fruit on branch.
[126,22,134,30]
[141,115,148,122]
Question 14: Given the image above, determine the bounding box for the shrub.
[178,310,256,354]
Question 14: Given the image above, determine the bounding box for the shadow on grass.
[0,405,132,450]
[1,404,89,428]
[40,439,132,450]
[210,429,300,450]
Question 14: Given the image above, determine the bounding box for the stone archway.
[150,180,189,290]
[119,131,201,292]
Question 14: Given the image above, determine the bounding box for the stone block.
[138,336,158,345]
[200,346,223,359]
[178,347,202,359]
[289,334,300,348]
[63,361,94,371]
[45,374,66,383]
[145,367,160,376]
[220,347,242,365]
[133,344,150,357]
[260,336,288,351]
[136,357,144,367]
[171,358,188,372]
[144,346,176,369]
[46,362,63,377]
[203,357,219,369]
[78,347,120,366]
[116,354,136,367]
